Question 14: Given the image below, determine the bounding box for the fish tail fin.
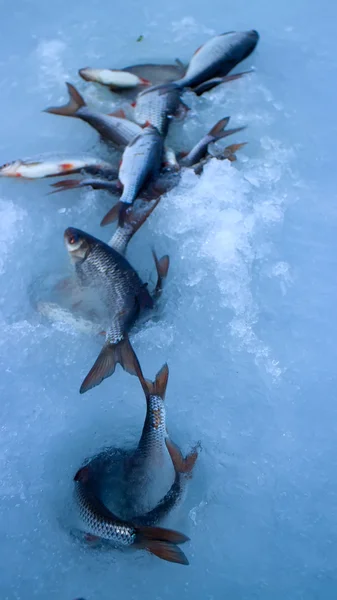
[43,82,85,117]
[135,525,189,565]
[79,335,143,394]
[48,179,83,194]
[208,117,246,142]
[223,142,248,162]
[165,438,200,476]
[101,201,123,227]
[152,249,170,298]
[143,363,169,400]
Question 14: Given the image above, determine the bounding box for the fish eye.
[68,233,79,245]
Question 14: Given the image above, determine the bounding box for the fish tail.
[79,335,143,394]
[48,179,83,194]
[134,525,189,565]
[152,249,170,298]
[143,363,169,400]
[223,142,248,162]
[165,438,200,475]
[43,82,86,117]
[209,117,246,141]
[100,201,123,227]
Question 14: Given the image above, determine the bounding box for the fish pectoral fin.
[165,438,199,475]
[152,250,170,299]
[84,533,102,544]
[79,335,143,394]
[108,108,126,118]
[134,525,189,565]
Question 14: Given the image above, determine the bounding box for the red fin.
[209,116,230,137]
[48,179,82,194]
[74,465,91,482]
[152,250,170,297]
[131,101,137,108]
[135,524,189,544]
[165,438,199,475]
[137,539,189,565]
[108,109,126,119]
[43,82,85,117]
[60,162,74,171]
[100,201,122,226]
[141,120,152,128]
[79,335,143,394]
[140,77,151,86]
[144,364,169,400]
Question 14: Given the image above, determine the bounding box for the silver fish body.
[134,87,181,136]
[0,156,115,179]
[152,31,259,92]
[119,126,164,205]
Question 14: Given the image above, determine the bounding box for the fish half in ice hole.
[73,463,190,565]
[180,116,246,168]
[0,155,117,180]
[148,30,259,94]
[116,124,164,225]
[79,60,186,97]
[64,227,169,393]
[44,83,142,148]
[122,364,199,516]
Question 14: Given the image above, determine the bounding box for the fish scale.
[134,87,181,137]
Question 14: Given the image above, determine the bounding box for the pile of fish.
[1,30,259,567]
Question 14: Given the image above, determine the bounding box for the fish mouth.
[78,68,93,82]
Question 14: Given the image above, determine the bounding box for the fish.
[64,227,169,393]
[180,116,246,167]
[44,83,142,147]
[123,364,174,514]
[149,30,259,93]
[0,156,117,180]
[133,439,199,527]
[79,68,151,89]
[74,464,190,565]
[117,125,164,224]
[133,86,183,137]
[192,142,248,175]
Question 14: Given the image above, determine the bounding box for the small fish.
[64,227,169,393]
[0,156,116,180]
[133,439,199,527]
[74,464,190,564]
[133,87,183,137]
[79,67,151,89]
[44,83,142,147]
[149,30,259,93]
[118,125,164,223]
[180,116,246,167]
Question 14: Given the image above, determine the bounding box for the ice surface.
[1,1,337,599]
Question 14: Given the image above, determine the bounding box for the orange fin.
[48,179,82,194]
[152,250,170,298]
[79,335,143,394]
[140,77,151,86]
[108,109,126,119]
[43,82,85,117]
[223,141,248,161]
[144,363,169,400]
[165,438,200,475]
[137,539,189,565]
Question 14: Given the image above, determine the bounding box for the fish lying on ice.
[79,68,151,89]
[64,227,169,393]
[149,30,259,93]
[44,83,142,147]
[180,116,246,167]
[0,156,117,180]
[74,464,190,565]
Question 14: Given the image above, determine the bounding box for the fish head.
[0,159,23,177]
[64,227,92,262]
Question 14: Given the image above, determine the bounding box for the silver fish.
[118,125,164,223]
[79,68,151,89]
[0,155,116,180]
[74,464,189,565]
[44,83,142,147]
[133,87,183,137]
[181,116,246,167]
[151,30,259,92]
[64,227,169,393]
[132,439,199,527]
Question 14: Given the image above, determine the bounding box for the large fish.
[117,125,164,224]
[64,227,169,393]
[44,83,142,147]
[150,30,259,92]
[0,155,116,180]
[133,439,199,527]
[73,464,189,565]
[180,116,246,167]
[124,365,199,516]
